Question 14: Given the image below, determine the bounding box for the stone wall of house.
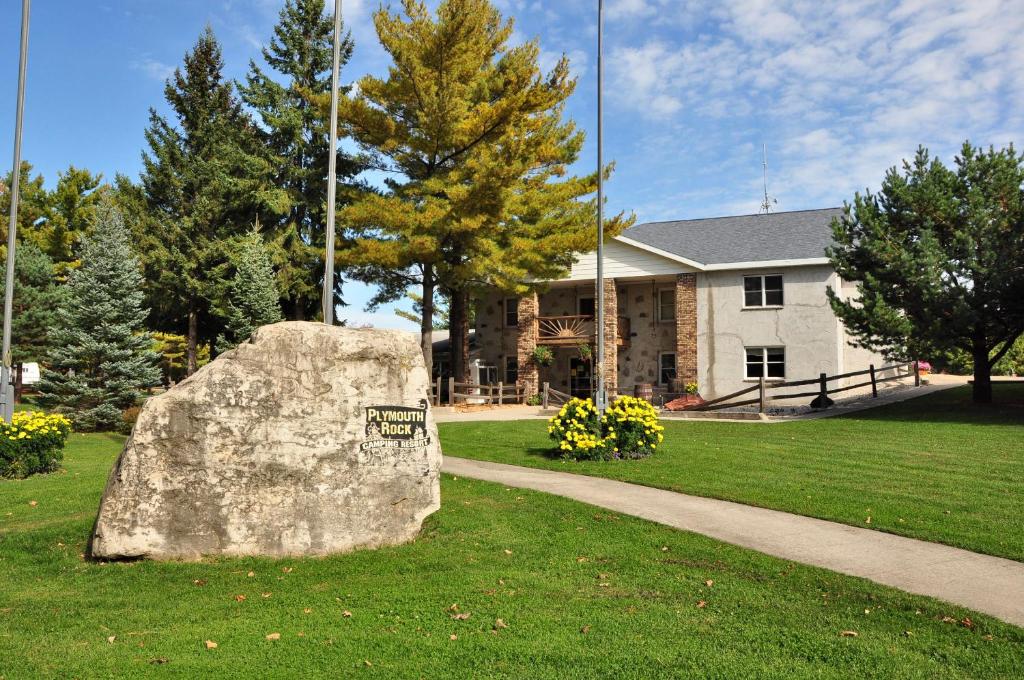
[516,292,539,395]
[675,274,698,386]
[474,291,518,382]
[613,280,678,395]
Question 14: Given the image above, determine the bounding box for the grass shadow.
[835,383,1024,427]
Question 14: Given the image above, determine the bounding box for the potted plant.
[664,381,705,411]
[577,343,593,363]
[531,346,554,367]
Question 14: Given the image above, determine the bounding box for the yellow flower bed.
[0,411,73,478]
[548,395,664,460]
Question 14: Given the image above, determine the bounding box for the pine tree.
[338,0,631,380]
[41,166,105,273]
[139,27,287,374]
[222,228,284,348]
[828,142,1024,404]
[239,0,364,320]
[37,201,160,431]
[0,244,63,400]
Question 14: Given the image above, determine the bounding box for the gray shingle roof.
[621,207,842,265]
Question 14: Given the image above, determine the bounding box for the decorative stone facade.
[516,292,539,395]
[675,273,698,385]
[600,278,617,395]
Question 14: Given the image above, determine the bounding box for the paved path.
[442,456,1024,627]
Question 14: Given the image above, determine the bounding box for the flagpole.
[2,0,31,421]
[595,0,606,415]
[323,0,342,325]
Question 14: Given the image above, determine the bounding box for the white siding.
[559,240,694,281]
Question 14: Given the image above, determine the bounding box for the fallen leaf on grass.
[281,567,293,574]
[696,601,706,609]
[576,556,588,563]
[661,546,669,552]
[107,635,116,644]
[261,592,272,599]
[28,500,37,507]
[205,640,218,649]
[303,608,312,614]
[903,630,914,637]
[148,657,169,665]
[598,583,610,588]
[840,631,859,638]
[364,660,372,667]
[941,616,957,624]
[704,580,714,587]
[247,571,255,578]
[193,579,207,587]
[961,617,974,629]
[343,610,352,618]
[451,612,471,620]
[494,619,508,630]
[449,634,458,641]
[580,625,591,634]
[265,632,281,641]
[865,516,872,524]
[503,549,513,555]
[448,603,460,611]
[234,594,247,602]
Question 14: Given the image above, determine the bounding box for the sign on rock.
[89,322,443,561]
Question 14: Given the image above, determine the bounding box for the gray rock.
[90,322,442,560]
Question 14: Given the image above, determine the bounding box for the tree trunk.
[291,297,305,321]
[186,303,199,376]
[421,266,435,379]
[14,363,23,404]
[971,333,993,404]
[449,288,471,383]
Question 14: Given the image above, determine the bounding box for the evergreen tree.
[0,244,63,400]
[222,228,284,348]
[0,162,50,256]
[338,0,631,380]
[139,27,287,374]
[239,0,364,320]
[42,166,106,272]
[828,142,1024,404]
[37,201,160,431]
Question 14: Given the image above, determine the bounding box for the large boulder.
[90,322,442,560]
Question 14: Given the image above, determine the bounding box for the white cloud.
[132,58,175,82]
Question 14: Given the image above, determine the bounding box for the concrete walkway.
[442,456,1024,627]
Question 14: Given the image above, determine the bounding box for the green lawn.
[2,433,1022,677]
[439,384,1024,562]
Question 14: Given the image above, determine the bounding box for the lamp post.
[595,0,606,415]
[322,0,342,325]
[1,0,31,422]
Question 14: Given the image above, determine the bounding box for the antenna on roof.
[760,143,777,215]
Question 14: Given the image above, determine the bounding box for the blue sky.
[2,0,1022,330]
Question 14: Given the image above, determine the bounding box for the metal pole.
[322,0,342,325]
[2,0,31,422]
[595,0,606,415]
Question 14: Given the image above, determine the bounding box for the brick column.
[675,274,698,386]
[600,278,618,396]
[516,292,539,397]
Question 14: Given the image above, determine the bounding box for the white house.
[473,208,889,400]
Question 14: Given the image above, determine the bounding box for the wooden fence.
[684,361,919,413]
[431,377,526,406]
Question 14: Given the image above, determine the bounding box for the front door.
[569,357,593,398]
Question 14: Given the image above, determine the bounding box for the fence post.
[434,377,442,406]
[542,382,549,409]
[758,376,766,414]
[498,381,503,405]
[913,361,921,387]
[818,372,828,405]
[869,364,877,398]
[448,377,455,406]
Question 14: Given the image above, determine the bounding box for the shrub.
[531,346,554,366]
[0,411,72,478]
[526,394,543,406]
[548,396,664,461]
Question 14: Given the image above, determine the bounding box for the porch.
[536,315,631,349]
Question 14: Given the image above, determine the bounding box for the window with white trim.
[658,351,677,386]
[743,274,784,307]
[657,289,675,322]
[505,298,519,327]
[745,347,785,379]
[479,364,498,385]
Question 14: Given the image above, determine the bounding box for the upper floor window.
[745,347,785,379]
[657,289,675,322]
[578,296,596,317]
[743,274,784,307]
[505,298,519,327]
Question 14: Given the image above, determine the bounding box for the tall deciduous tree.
[339,0,630,380]
[139,27,287,374]
[239,0,364,320]
[828,142,1024,404]
[37,201,160,431]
